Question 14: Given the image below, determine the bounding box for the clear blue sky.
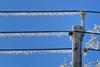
[0,0,100,67]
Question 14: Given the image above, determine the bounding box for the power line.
[0,47,99,55]
[0,31,67,33]
[74,31,100,35]
[88,49,100,51]
[0,10,80,13]
[84,11,100,13]
[0,30,99,35]
[0,10,79,16]
[0,10,100,16]
[0,48,71,51]
[0,48,99,52]
[0,10,100,13]
[0,48,72,54]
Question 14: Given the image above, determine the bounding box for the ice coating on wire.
[0,12,79,16]
[0,32,68,37]
[0,50,72,55]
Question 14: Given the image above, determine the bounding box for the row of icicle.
[0,12,79,16]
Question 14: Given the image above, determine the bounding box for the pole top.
[80,10,86,30]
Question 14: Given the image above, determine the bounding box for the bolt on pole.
[69,11,85,67]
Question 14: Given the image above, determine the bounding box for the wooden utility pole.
[69,11,85,67]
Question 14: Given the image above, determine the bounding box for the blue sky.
[0,0,100,67]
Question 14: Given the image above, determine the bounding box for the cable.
[0,30,99,35]
[88,49,100,51]
[0,48,72,51]
[84,10,100,13]
[0,48,100,51]
[0,48,72,54]
[0,10,100,16]
[74,31,100,35]
[83,48,100,52]
[0,10,80,13]
[0,48,99,55]
[0,10,100,13]
[0,31,68,33]
[0,31,68,37]
[0,48,99,52]
[0,10,79,16]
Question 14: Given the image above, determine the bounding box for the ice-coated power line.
[0,30,99,37]
[0,10,100,16]
[0,47,99,55]
[0,48,72,55]
[0,11,79,16]
[0,32,67,37]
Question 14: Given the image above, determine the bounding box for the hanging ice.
[0,50,72,55]
[0,12,79,16]
[0,32,68,37]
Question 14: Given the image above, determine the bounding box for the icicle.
[83,52,87,56]
[0,50,72,55]
[0,51,33,55]
[0,32,68,37]
[0,12,79,16]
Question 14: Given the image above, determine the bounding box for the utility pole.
[69,11,85,67]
